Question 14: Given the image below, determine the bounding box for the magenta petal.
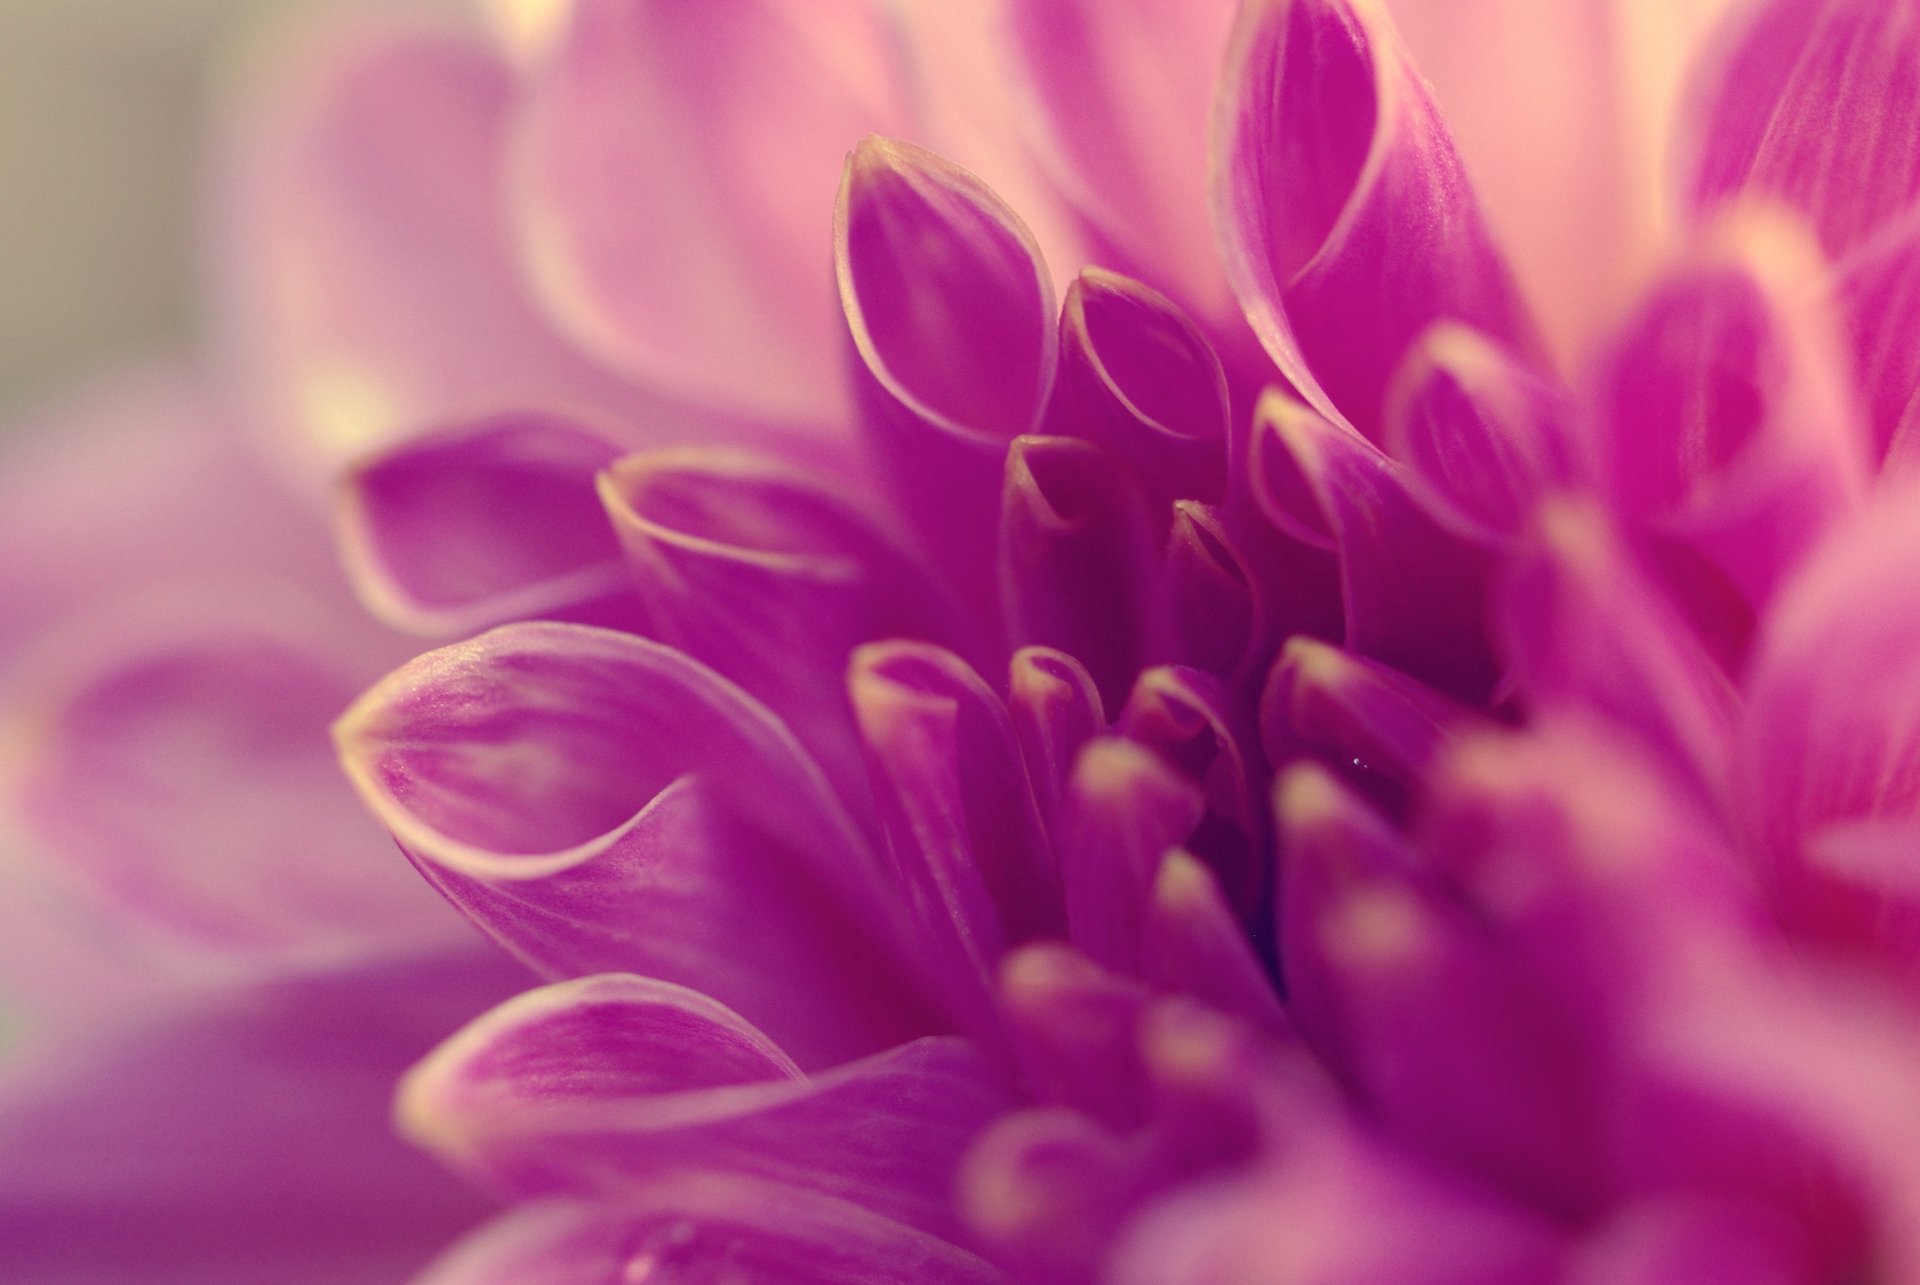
[600,447,965,788]
[1057,739,1206,976]
[1383,322,1581,544]
[839,137,1058,603]
[1109,1123,1566,1285]
[1000,436,1161,708]
[511,0,915,424]
[997,944,1153,1130]
[417,1181,1004,1285]
[1251,393,1496,699]
[1049,269,1231,513]
[1007,646,1107,826]
[1684,0,1920,260]
[1214,0,1537,439]
[1593,214,1869,607]
[212,13,657,478]
[339,412,634,636]
[335,622,940,1066]
[1142,851,1289,1034]
[848,642,1062,1020]
[1274,765,1602,1214]
[1004,0,1240,319]
[959,1107,1144,1285]
[1741,493,1920,948]
[1500,502,1738,805]
[1570,1199,1816,1285]
[1836,215,1920,466]
[402,977,1013,1237]
[9,601,448,960]
[1261,635,1478,804]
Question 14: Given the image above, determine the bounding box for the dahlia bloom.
[13,0,1920,1280]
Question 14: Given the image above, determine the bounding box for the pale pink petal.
[1835,212,1920,466]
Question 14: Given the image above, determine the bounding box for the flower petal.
[335,622,941,1066]
[416,1180,1004,1285]
[1142,851,1289,1034]
[1003,0,1241,319]
[1250,392,1496,699]
[1049,269,1231,513]
[401,975,1013,1236]
[510,0,915,424]
[1684,0,1920,260]
[1006,646,1106,826]
[849,641,1062,1025]
[1214,0,1537,439]
[211,12,658,478]
[338,412,636,637]
[839,137,1058,605]
[996,944,1153,1130]
[1835,213,1920,466]
[1000,436,1161,708]
[959,1107,1146,1285]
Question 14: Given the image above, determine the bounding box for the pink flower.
[13,0,1920,1280]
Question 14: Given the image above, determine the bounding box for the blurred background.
[0,0,301,421]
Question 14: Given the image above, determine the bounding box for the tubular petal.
[338,412,635,637]
[511,0,914,423]
[1142,850,1289,1034]
[1007,647,1106,826]
[334,622,940,1066]
[839,137,1058,604]
[1214,0,1537,440]
[997,944,1154,1130]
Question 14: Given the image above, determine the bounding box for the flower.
[15,0,1920,1280]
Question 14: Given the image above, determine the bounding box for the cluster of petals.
[14,0,1920,1281]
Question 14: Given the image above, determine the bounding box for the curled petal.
[1142,851,1289,1034]
[1007,646,1106,825]
[1261,635,1478,805]
[1383,322,1581,544]
[839,137,1058,603]
[600,447,963,786]
[1685,0,1920,260]
[1741,493,1920,948]
[1214,0,1537,439]
[1501,501,1738,806]
[338,412,634,637]
[212,13,657,477]
[1000,436,1160,709]
[960,1107,1145,1285]
[335,622,939,1066]
[1160,499,1339,686]
[415,1180,1004,1285]
[997,944,1153,1130]
[402,977,1012,1237]
[1593,213,1869,607]
[1251,392,1496,699]
[1003,0,1240,318]
[1050,269,1231,512]
[511,0,915,423]
[849,642,1062,1020]
[1057,739,1206,975]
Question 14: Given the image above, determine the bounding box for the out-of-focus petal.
[338,412,635,637]
[839,137,1058,606]
[416,1181,1005,1285]
[1567,1198,1815,1285]
[849,642,1061,1026]
[7,595,449,964]
[1684,0,1920,261]
[601,448,964,789]
[1108,1119,1566,1285]
[0,947,526,1285]
[1501,502,1738,805]
[1836,213,1920,467]
[1000,436,1161,709]
[401,976,1012,1236]
[1002,0,1240,320]
[1383,322,1581,545]
[1049,269,1230,515]
[1741,492,1920,951]
[1251,392,1496,699]
[211,12,658,479]
[997,944,1153,1131]
[1592,213,1869,608]
[334,622,940,1066]
[509,0,917,425]
[1142,850,1290,1033]
[959,1107,1145,1285]
[1214,0,1537,439]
